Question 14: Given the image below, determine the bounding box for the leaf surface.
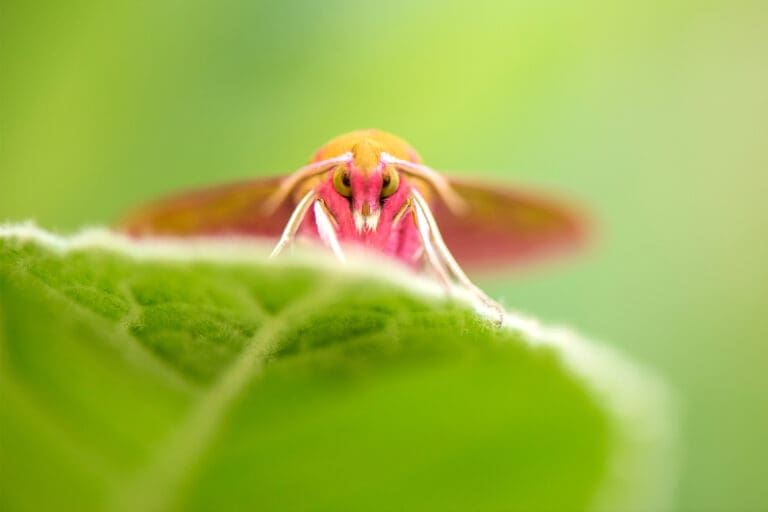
[0,226,672,512]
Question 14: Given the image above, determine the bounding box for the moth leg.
[391,198,412,227]
[381,152,468,215]
[263,152,353,215]
[269,189,317,259]
[392,200,425,265]
[411,199,453,291]
[313,199,346,262]
[410,189,505,326]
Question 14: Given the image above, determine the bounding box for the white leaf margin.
[0,221,678,512]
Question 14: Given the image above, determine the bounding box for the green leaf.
[0,225,674,512]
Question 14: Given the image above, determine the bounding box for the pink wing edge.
[433,176,593,273]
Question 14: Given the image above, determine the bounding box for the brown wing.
[117,177,294,238]
[432,178,590,272]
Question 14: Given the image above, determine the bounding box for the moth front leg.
[313,198,346,262]
[411,197,453,291]
[270,191,347,262]
[269,190,317,259]
[410,189,505,327]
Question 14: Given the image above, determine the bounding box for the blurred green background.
[1,0,766,510]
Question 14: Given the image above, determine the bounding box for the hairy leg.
[269,190,317,258]
[410,189,505,326]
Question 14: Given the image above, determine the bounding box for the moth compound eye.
[380,170,400,198]
[333,167,352,197]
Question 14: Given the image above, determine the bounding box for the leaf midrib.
[108,279,341,512]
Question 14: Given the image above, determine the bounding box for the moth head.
[331,158,402,232]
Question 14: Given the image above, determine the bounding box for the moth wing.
[432,177,589,272]
[118,176,294,238]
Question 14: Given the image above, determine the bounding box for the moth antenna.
[410,189,505,326]
[314,199,346,262]
[381,152,468,215]
[269,189,317,259]
[263,152,353,215]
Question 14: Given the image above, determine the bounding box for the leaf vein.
[108,280,343,512]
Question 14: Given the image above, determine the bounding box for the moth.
[119,130,586,321]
